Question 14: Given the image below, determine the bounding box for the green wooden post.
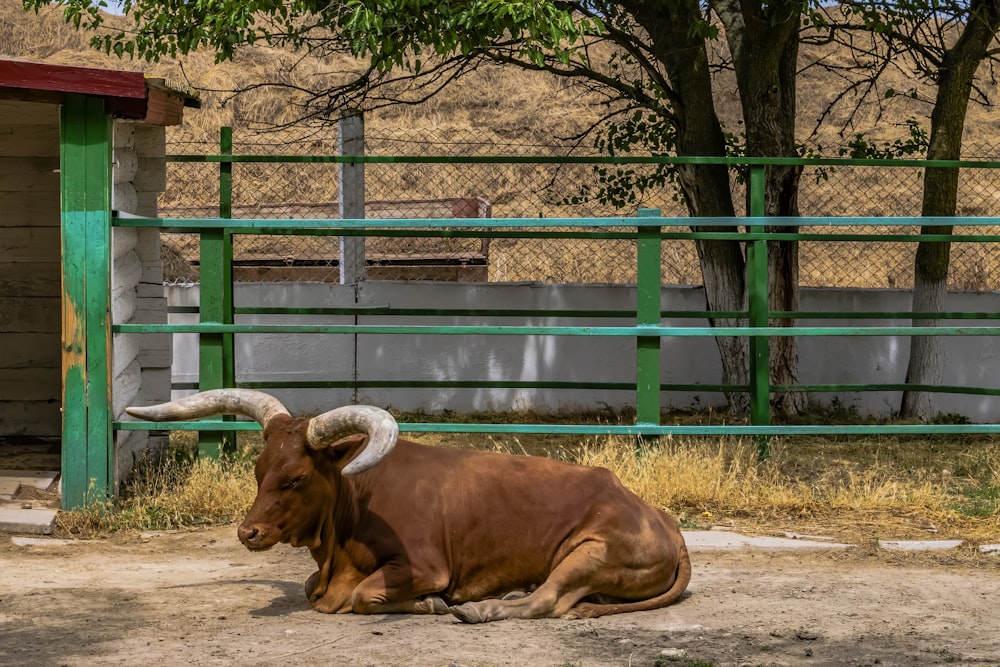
[747,166,771,458]
[636,209,662,445]
[198,127,236,457]
[60,94,113,509]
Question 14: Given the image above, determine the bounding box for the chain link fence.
[159,125,1000,289]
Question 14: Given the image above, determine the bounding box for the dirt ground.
[1,526,999,667]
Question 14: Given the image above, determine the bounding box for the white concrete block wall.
[166,283,1000,421]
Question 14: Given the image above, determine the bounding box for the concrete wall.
[168,282,1000,421]
[0,100,61,436]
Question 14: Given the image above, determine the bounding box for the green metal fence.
[113,150,1000,458]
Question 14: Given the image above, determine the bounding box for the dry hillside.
[6,0,998,152]
[4,1,1000,288]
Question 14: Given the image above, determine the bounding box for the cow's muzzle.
[237,523,276,551]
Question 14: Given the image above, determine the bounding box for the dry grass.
[57,446,257,537]
[56,422,1000,548]
[572,435,999,544]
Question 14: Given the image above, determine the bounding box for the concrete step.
[0,506,57,534]
[0,470,59,500]
[0,469,60,534]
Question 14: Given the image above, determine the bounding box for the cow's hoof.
[425,596,450,614]
[304,571,321,599]
[449,602,488,624]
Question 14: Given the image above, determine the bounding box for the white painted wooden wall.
[112,121,172,486]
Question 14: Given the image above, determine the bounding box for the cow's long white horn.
[125,389,291,430]
[305,405,399,475]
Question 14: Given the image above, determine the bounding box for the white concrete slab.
[10,536,74,547]
[0,480,19,500]
[782,531,838,541]
[685,530,853,550]
[0,507,57,535]
[879,539,964,551]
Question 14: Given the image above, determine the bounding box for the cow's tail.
[566,541,692,619]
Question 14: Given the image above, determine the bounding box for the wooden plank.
[114,152,139,184]
[0,368,60,401]
[0,60,146,100]
[0,401,61,437]
[134,191,160,216]
[0,195,59,226]
[112,288,137,325]
[0,296,60,332]
[136,333,171,367]
[60,93,113,509]
[338,112,366,283]
[0,263,60,297]
[0,125,60,157]
[0,100,59,125]
[112,182,138,212]
[112,333,140,378]
[0,157,60,192]
[60,96,90,509]
[82,96,114,504]
[112,359,141,417]
[0,227,60,262]
[133,124,166,158]
[133,158,166,191]
[111,251,142,296]
[138,367,171,405]
[0,333,60,368]
[144,88,186,126]
[112,226,138,260]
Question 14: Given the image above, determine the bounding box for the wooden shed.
[0,58,198,510]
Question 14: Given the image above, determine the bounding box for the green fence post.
[747,166,771,459]
[198,127,236,457]
[60,94,113,509]
[636,209,662,446]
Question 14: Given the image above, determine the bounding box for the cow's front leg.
[306,569,364,613]
[350,564,450,615]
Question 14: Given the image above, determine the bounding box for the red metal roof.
[0,57,199,125]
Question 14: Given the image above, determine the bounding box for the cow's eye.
[281,475,306,491]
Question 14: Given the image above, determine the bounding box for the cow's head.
[126,389,398,551]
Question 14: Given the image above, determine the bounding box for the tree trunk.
[900,0,1000,419]
[631,0,751,417]
[713,0,806,417]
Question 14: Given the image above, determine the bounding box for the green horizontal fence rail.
[113,151,1000,458]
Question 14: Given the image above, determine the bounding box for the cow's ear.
[323,434,371,473]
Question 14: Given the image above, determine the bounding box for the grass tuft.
[57,448,256,537]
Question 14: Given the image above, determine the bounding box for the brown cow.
[126,389,690,622]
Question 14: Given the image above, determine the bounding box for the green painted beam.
[60,94,112,510]
[113,323,1000,336]
[636,209,662,432]
[114,420,1000,436]
[166,379,1000,397]
[114,214,1000,230]
[747,166,770,459]
[165,152,1000,170]
[197,127,236,458]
